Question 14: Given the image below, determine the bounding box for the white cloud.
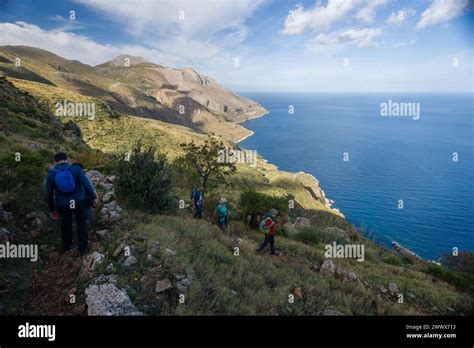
[312,27,382,47]
[70,0,264,69]
[416,0,469,29]
[355,0,388,23]
[392,39,415,47]
[281,0,359,35]
[386,8,416,24]
[0,21,179,66]
[75,0,263,39]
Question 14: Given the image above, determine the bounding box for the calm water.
[239,93,473,259]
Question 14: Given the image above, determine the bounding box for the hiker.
[256,209,278,255]
[214,198,230,233]
[72,162,98,224]
[45,153,97,255]
[191,185,204,219]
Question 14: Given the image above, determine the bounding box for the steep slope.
[96,54,266,122]
[0,46,266,142]
[1,74,473,316]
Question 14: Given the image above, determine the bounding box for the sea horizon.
[239,91,474,260]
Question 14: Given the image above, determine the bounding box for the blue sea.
[239,93,473,259]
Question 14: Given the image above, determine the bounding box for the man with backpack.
[191,185,204,219]
[256,209,278,255]
[45,153,97,255]
[214,198,230,234]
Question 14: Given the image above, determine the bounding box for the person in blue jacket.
[45,152,97,255]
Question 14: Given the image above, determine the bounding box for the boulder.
[293,287,303,300]
[326,227,350,242]
[112,243,126,258]
[155,279,173,293]
[122,255,137,268]
[319,260,336,277]
[95,229,110,239]
[102,191,116,204]
[376,284,388,294]
[388,283,399,296]
[106,263,115,273]
[147,240,160,257]
[85,282,142,316]
[80,251,105,276]
[293,217,311,228]
[175,273,187,281]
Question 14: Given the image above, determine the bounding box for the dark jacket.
[45,162,96,212]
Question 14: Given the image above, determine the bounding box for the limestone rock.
[147,240,160,257]
[293,217,311,228]
[85,282,142,316]
[319,260,336,277]
[388,283,399,296]
[80,251,105,276]
[293,287,303,300]
[122,255,137,268]
[155,279,173,293]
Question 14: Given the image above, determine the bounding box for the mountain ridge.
[0,45,266,142]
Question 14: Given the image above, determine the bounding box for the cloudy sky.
[0,0,472,92]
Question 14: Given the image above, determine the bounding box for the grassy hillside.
[0,46,265,142]
[1,71,473,317]
[9,77,340,220]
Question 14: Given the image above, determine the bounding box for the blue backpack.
[52,165,76,194]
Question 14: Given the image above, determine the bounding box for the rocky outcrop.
[80,251,105,278]
[155,279,173,293]
[319,260,364,287]
[325,227,350,242]
[85,279,142,316]
[392,241,423,261]
[293,217,311,228]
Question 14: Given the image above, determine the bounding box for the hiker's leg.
[74,201,88,253]
[84,204,92,224]
[269,235,276,255]
[58,205,73,251]
[258,235,268,251]
[197,206,203,219]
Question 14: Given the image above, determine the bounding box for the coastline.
[235,108,343,217]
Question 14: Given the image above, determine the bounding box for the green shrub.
[115,140,176,213]
[0,149,52,192]
[290,226,349,246]
[423,264,474,294]
[238,189,288,229]
[440,251,474,275]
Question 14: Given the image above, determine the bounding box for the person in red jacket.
[256,209,278,255]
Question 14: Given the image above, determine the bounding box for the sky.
[0,0,472,92]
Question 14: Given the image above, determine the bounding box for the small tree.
[179,136,236,190]
[116,141,175,213]
[238,189,288,229]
